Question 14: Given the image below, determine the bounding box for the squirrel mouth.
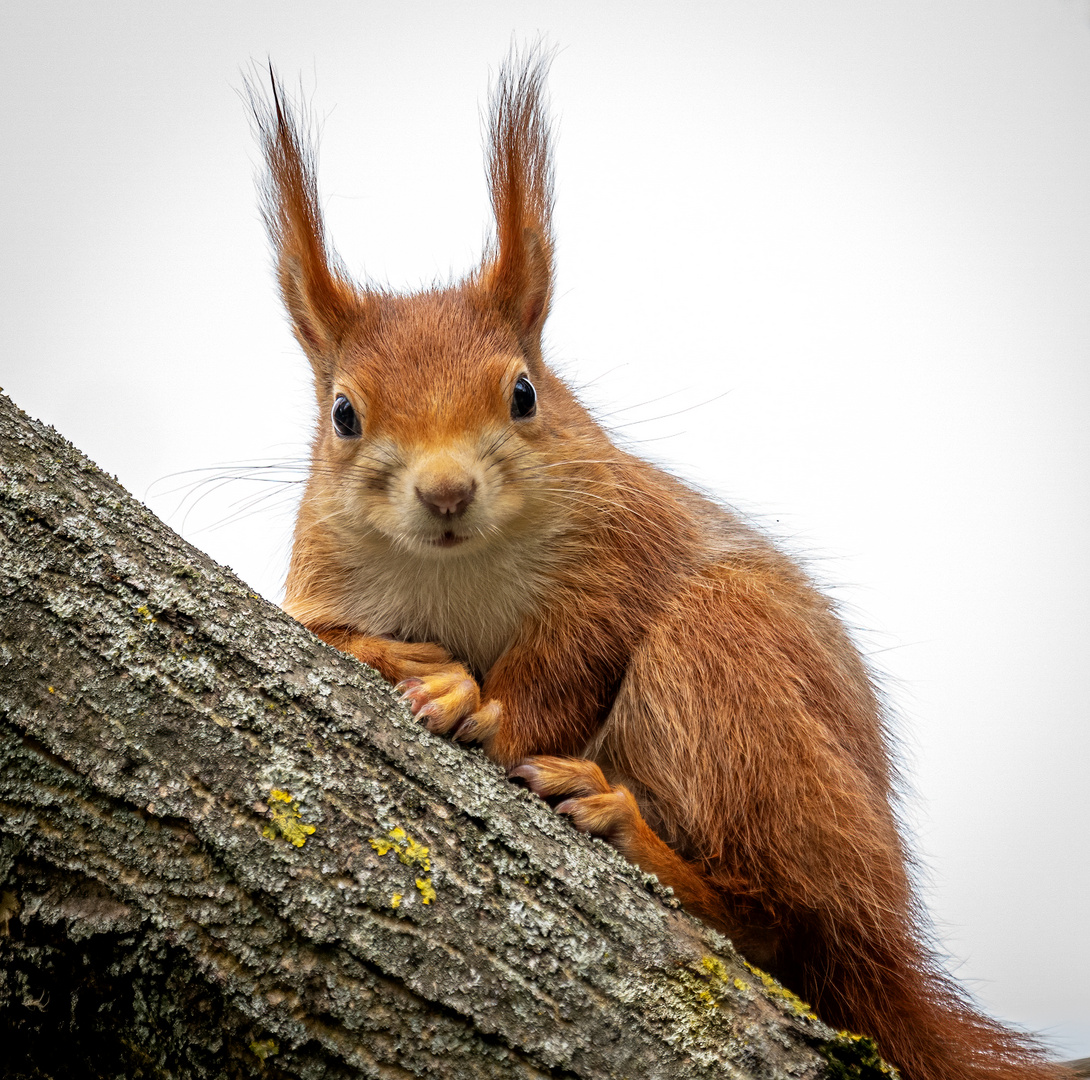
[431,530,467,548]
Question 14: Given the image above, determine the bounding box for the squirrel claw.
[512,757,636,842]
[554,790,634,840]
[451,699,503,745]
[398,666,481,734]
[509,755,610,798]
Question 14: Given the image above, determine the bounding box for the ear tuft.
[481,47,555,348]
[246,66,363,373]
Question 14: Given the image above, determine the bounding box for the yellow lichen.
[666,957,741,1035]
[390,893,403,909]
[743,960,817,1019]
[401,837,431,870]
[701,956,731,983]
[249,1038,278,1062]
[369,827,431,871]
[733,977,750,992]
[261,789,317,848]
[692,956,743,1010]
[820,1031,897,1077]
[370,827,436,906]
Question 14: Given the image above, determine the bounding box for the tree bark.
[0,389,888,1079]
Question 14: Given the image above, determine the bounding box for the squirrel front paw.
[509,756,640,844]
[398,673,503,746]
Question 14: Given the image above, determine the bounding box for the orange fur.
[250,53,1072,1080]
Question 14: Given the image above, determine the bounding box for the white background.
[2,0,1087,1058]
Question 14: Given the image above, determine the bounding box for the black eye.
[331,394,362,438]
[511,375,537,420]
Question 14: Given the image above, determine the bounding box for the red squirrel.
[251,56,1071,1080]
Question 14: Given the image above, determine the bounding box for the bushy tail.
[800,922,1072,1080]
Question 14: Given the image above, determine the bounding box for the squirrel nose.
[415,480,477,518]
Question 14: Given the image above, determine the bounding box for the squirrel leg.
[400,684,502,745]
[512,755,782,964]
[510,757,727,918]
[308,626,453,681]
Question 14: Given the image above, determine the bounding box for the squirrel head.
[251,54,596,560]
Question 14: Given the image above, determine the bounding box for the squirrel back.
[250,55,1072,1080]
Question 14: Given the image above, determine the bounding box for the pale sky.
[2,0,1088,1058]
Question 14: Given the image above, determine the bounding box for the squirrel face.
[255,60,606,645]
[305,292,555,560]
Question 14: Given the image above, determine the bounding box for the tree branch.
[0,389,884,1078]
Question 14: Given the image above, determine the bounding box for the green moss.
[818,1031,897,1078]
[261,789,317,848]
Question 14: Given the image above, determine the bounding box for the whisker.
[606,390,733,430]
[594,386,687,419]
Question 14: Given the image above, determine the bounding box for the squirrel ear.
[481,226,552,343]
[249,67,366,376]
[277,252,360,368]
[480,50,555,350]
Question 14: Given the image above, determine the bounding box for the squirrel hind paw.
[508,755,611,798]
[510,756,640,842]
[451,699,503,745]
[554,790,637,840]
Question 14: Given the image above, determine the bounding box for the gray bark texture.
[0,388,891,1079]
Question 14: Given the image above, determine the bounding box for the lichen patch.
[249,1037,279,1062]
[369,826,431,871]
[819,1031,898,1077]
[743,960,817,1020]
[370,827,436,905]
[261,788,317,848]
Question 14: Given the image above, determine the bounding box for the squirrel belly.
[251,51,1073,1080]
